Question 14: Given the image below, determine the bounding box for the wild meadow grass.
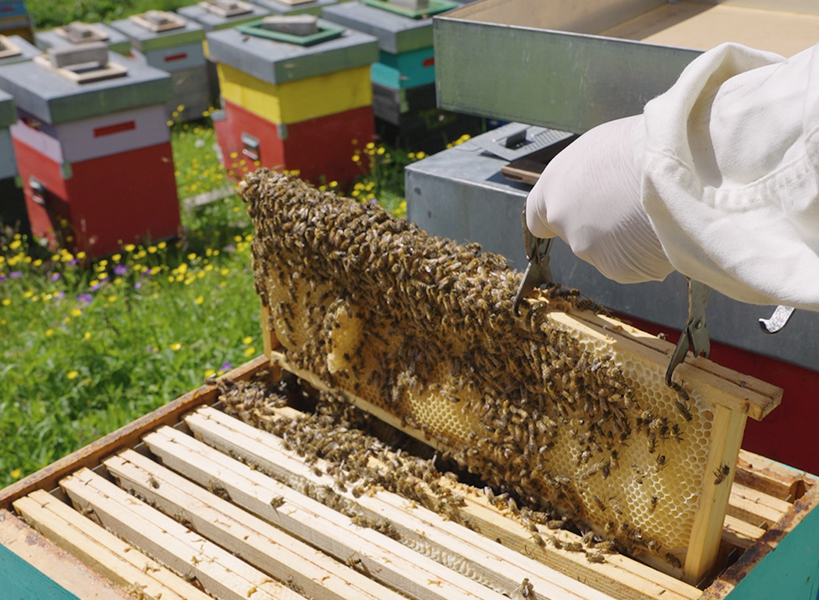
[0,116,426,487]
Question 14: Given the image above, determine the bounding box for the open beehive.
[241,172,781,583]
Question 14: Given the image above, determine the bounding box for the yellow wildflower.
[171,342,182,351]
[204,369,216,377]
[108,295,117,303]
[243,346,256,356]
[242,336,253,345]
[67,370,78,380]
[71,308,82,317]
[194,295,204,305]
[83,332,91,340]
[10,468,21,480]
[1,298,9,306]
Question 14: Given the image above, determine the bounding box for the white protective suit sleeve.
[528,41,819,310]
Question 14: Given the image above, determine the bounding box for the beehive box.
[253,0,338,17]
[207,20,378,185]
[322,0,488,150]
[0,0,33,42]
[0,48,180,257]
[35,22,132,56]
[0,353,817,600]
[110,11,209,122]
[0,33,38,65]
[177,1,272,109]
[0,87,27,234]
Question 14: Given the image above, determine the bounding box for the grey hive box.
[110,12,210,122]
[0,34,39,66]
[0,88,16,179]
[0,51,172,125]
[206,21,378,85]
[321,1,432,54]
[35,23,131,56]
[178,1,271,31]
[252,0,337,17]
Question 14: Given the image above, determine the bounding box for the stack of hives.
[241,171,780,583]
[0,0,33,42]
[0,44,180,257]
[110,11,210,123]
[208,16,378,186]
[322,0,488,150]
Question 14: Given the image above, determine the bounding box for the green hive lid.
[236,18,344,46]
[361,0,458,19]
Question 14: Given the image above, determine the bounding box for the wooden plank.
[0,356,268,512]
[60,468,305,600]
[228,403,700,600]
[104,449,407,600]
[144,426,512,600]
[0,509,129,600]
[736,449,812,502]
[565,311,782,421]
[683,406,747,585]
[0,510,130,600]
[721,515,764,551]
[14,492,208,600]
[180,408,611,600]
[727,483,791,530]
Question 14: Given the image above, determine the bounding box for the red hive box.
[0,48,180,258]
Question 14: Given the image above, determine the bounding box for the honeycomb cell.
[243,172,729,565]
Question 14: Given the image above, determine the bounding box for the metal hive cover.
[110,13,204,53]
[177,2,270,31]
[37,23,130,52]
[362,0,458,19]
[0,34,39,66]
[321,1,435,54]
[0,52,172,125]
[236,19,345,46]
[205,22,378,84]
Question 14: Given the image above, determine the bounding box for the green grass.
[26,0,201,29]
[0,115,423,488]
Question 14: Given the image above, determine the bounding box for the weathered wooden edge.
[699,481,819,599]
[0,509,132,600]
[568,311,782,421]
[682,407,747,585]
[736,449,816,502]
[0,356,270,512]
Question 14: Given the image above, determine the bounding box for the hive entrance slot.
[56,22,110,44]
[0,36,21,59]
[130,10,187,33]
[200,0,254,18]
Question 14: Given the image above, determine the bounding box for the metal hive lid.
[110,12,204,52]
[0,51,172,125]
[321,1,436,53]
[56,22,110,44]
[205,20,378,84]
[0,35,40,66]
[177,1,270,31]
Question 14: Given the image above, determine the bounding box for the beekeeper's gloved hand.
[525,42,819,310]
[525,115,674,284]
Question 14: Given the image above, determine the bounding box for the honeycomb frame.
[241,172,781,584]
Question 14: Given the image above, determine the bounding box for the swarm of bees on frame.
[239,172,725,567]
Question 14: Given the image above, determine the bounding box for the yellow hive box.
[217,62,373,125]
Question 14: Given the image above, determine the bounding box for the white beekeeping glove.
[528,41,819,310]
[526,115,674,284]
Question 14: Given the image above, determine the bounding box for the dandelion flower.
[1,298,9,306]
[67,370,78,380]
[76,251,86,259]
[124,244,136,252]
[83,332,91,341]
[70,308,82,317]
[158,241,167,250]
[108,295,117,303]
[194,295,204,305]
[243,346,256,356]
[187,253,197,261]
[33,259,42,267]
[10,468,21,479]
[220,268,229,276]
[204,369,216,377]
[9,240,20,250]
[242,336,253,345]
[148,246,157,254]
[171,342,182,351]
[46,329,54,336]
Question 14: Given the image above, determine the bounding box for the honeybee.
[714,463,731,485]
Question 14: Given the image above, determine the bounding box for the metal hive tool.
[240,172,781,584]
